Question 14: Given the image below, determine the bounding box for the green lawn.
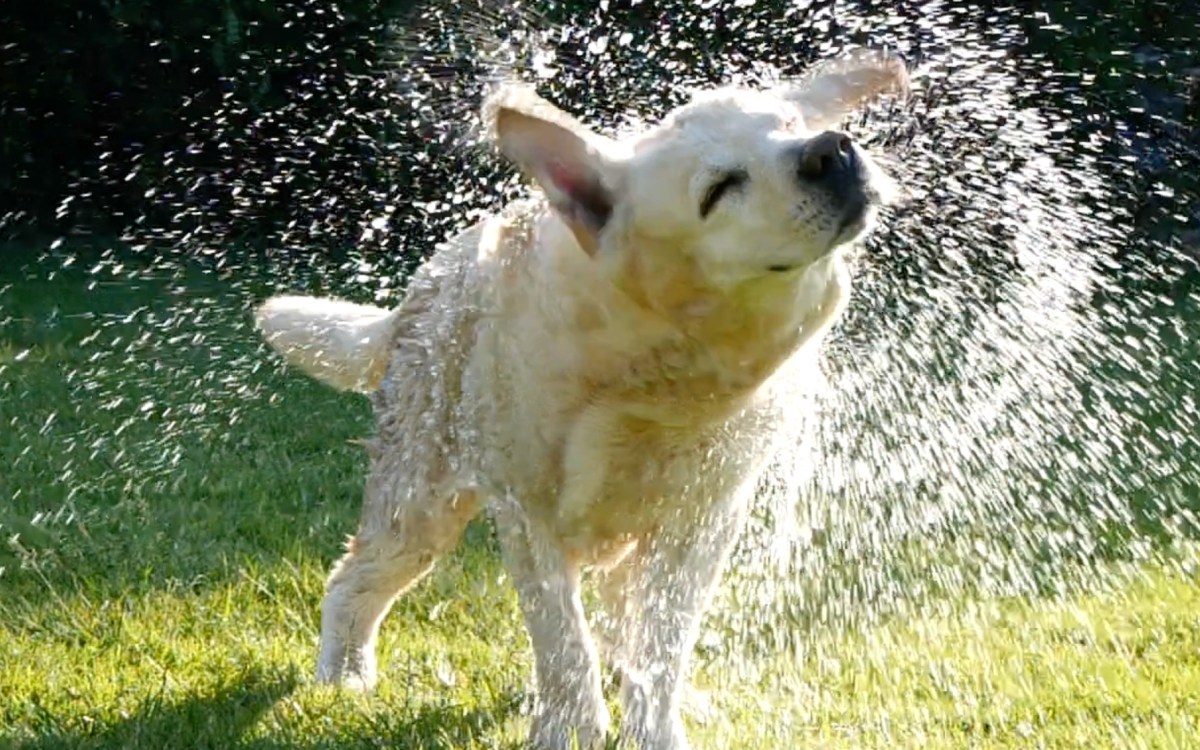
[2,253,1199,749]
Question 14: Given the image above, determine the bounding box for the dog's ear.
[781,49,910,130]
[486,85,623,256]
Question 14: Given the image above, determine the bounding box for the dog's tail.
[254,295,398,393]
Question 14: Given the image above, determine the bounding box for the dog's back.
[254,203,537,504]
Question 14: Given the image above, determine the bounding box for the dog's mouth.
[834,195,870,240]
[767,196,873,275]
[814,154,875,247]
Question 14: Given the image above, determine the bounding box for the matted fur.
[255,49,907,750]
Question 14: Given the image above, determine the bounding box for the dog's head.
[486,49,906,292]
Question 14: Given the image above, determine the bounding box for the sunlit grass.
[2,258,1198,749]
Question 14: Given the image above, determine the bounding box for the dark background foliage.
[1,0,428,235]
[0,0,1196,249]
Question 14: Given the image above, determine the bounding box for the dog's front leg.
[493,501,610,750]
[618,497,753,750]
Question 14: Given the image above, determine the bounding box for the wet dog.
[256,49,906,750]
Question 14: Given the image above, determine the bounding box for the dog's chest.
[552,396,778,563]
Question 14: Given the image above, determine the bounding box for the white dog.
[256,49,906,750]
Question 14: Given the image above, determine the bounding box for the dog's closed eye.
[699,170,748,218]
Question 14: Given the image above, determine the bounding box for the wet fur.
[255,49,906,750]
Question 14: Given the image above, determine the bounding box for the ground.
[2,251,1198,749]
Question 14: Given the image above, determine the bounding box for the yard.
[2,251,1198,750]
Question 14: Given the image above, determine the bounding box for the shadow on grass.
[10,666,527,750]
[13,667,298,750]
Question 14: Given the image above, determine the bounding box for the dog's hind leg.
[315,474,479,691]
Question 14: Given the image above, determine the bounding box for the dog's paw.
[338,670,377,693]
[315,649,378,692]
[313,668,378,693]
[529,700,611,750]
[679,682,715,725]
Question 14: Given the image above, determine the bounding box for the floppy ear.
[781,49,910,130]
[485,85,623,256]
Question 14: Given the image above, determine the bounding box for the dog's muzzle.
[796,130,870,232]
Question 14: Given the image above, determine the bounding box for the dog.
[255,49,907,750]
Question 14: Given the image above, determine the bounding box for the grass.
[2,249,1199,749]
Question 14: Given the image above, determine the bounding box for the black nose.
[797,131,856,181]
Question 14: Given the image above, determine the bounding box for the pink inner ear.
[545,159,590,201]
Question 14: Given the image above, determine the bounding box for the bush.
[0,0,420,232]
